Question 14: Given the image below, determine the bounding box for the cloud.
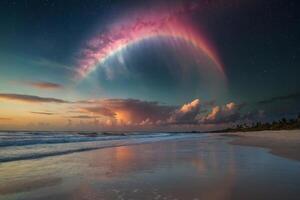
[201,102,242,124]
[0,93,69,103]
[257,92,300,105]
[0,92,252,129]
[167,99,246,125]
[81,99,175,125]
[0,117,11,120]
[168,99,200,124]
[25,81,63,90]
[83,106,116,118]
[78,98,247,127]
[69,115,99,119]
[30,112,56,115]
[0,92,251,129]
[180,99,201,113]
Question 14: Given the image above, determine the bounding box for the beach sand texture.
[224,130,300,161]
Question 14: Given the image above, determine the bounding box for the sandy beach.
[223,130,300,161]
[1,133,300,200]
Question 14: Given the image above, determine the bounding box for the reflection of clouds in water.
[0,177,62,195]
[3,137,300,200]
[84,138,238,200]
[193,144,237,200]
[115,146,134,161]
[192,159,207,174]
[0,139,238,200]
[71,181,97,200]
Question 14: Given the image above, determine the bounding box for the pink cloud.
[25,81,63,90]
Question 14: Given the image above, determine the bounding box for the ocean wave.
[0,132,171,147]
[0,132,202,163]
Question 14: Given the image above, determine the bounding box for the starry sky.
[0,0,299,131]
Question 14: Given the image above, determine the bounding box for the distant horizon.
[2,114,300,133]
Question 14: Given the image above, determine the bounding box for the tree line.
[217,114,300,132]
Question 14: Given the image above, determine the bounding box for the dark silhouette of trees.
[219,114,300,132]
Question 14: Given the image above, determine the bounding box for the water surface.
[1,133,300,200]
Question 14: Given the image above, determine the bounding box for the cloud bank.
[0,92,270,130]
[78,98,245,128]
[81,99,175,126]
[0,93,69,103]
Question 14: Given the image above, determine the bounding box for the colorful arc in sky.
[76,11,225,79]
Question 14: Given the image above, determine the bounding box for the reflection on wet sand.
[194,145,237,200]
[1,136,300,200]
[0,177,62,195]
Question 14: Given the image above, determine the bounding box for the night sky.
[0,0,299,131]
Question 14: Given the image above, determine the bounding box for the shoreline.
[222,130,300,161]
[0,133,200,163]
[1,131,300,199]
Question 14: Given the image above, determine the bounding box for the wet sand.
[1,134,300,200]
[223,130,300,161]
